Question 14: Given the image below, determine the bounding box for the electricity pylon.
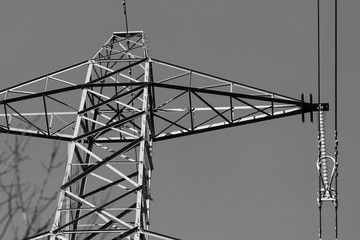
[0,31,327,240]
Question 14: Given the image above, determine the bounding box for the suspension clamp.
[301,94,329,123]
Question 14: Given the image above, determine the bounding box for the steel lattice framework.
[0,31,327,240]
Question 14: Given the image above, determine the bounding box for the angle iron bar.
[96,58,144,63]
[94,63,142,83]
[120,54,145,70]
[151,82,302,106]
[99,110,141,132]
[42,95,50,135]
[154,108,305,141]
[155,104,294,113]
[93,49,131,62]
[145,143,154,170]
[85,82,144,88]
[84,203,137,240]
[80,117,90,134]
[93,35,116,59]
[61,208,135,212]
[62,190,134,230]
[8,89,36,95]
[86,89,142,113]
[0,84,81,105]
[72,111,144,141]
[81,115,138,139]
[0,60,89,94]
[96,112,143,140]
[48,75,77,86]
[154,89,189,111]
[110,227,139,240]
[44,77,49,92]
[73,138,96,233]
[78,84,145,115]
[114,31,144,37]
[188,90,194,131]
[148,63,156,138]
[233,96,272,117]
[193,106,233,130]
[153,111,190,137]
[234,107,273,124]
[230,91,234,123]
[89,172,129,190]
[192,91,231,124]
[198,82,232,90]
[72,161,140,165]
[46,95,79,111]
[156,71,191,84]
[117,41,144,55]
[73,146,86,171]
[114,44,145,64]
[152,58,298,101]
[102,36,128,49]
[54,187,141,233]
[0,111,77,117]
[92,63,104,81]
[63,191,110,224]
[82,172,138,199]
[232,106,292,124]
[5,103,47,135]
[102,37,143,56]
[52,72,92,237]
[53,112,77,126]
[96,146,139,163]
[61,137,143,190]
[3,104,9,130]
[85,58,147,85]
[101,90,145,128]
[102,46,124,54]
[115,36,144,51]
[105,39,115,66]
[127,36,144,48]
[0,127,72,141]
[139,229,181,240]
[113,31,144,38]
[117,71,142,84]
[50,121,75,137]
[60,229,131,234]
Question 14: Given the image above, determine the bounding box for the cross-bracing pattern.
[0,31,325,240]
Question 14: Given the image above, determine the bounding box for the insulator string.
[319,111,331,188]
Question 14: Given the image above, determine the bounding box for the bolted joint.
[301,94,329,122]
[314,103,329,111]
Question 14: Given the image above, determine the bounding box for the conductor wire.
[334,0,339,239]
[316,1,322,239]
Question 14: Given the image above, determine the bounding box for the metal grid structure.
[0,31,327,240]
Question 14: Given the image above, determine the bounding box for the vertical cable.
[334,0,338,132]
[334,0,339,239]
[316,1,323,239]
[317,0,321,108]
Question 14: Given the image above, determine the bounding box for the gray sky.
[0,0,359,239]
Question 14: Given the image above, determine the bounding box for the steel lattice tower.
[0,31,327,240]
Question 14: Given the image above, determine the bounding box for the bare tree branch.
[0,134,63,239]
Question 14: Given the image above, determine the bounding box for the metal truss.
[0,31,327,240]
